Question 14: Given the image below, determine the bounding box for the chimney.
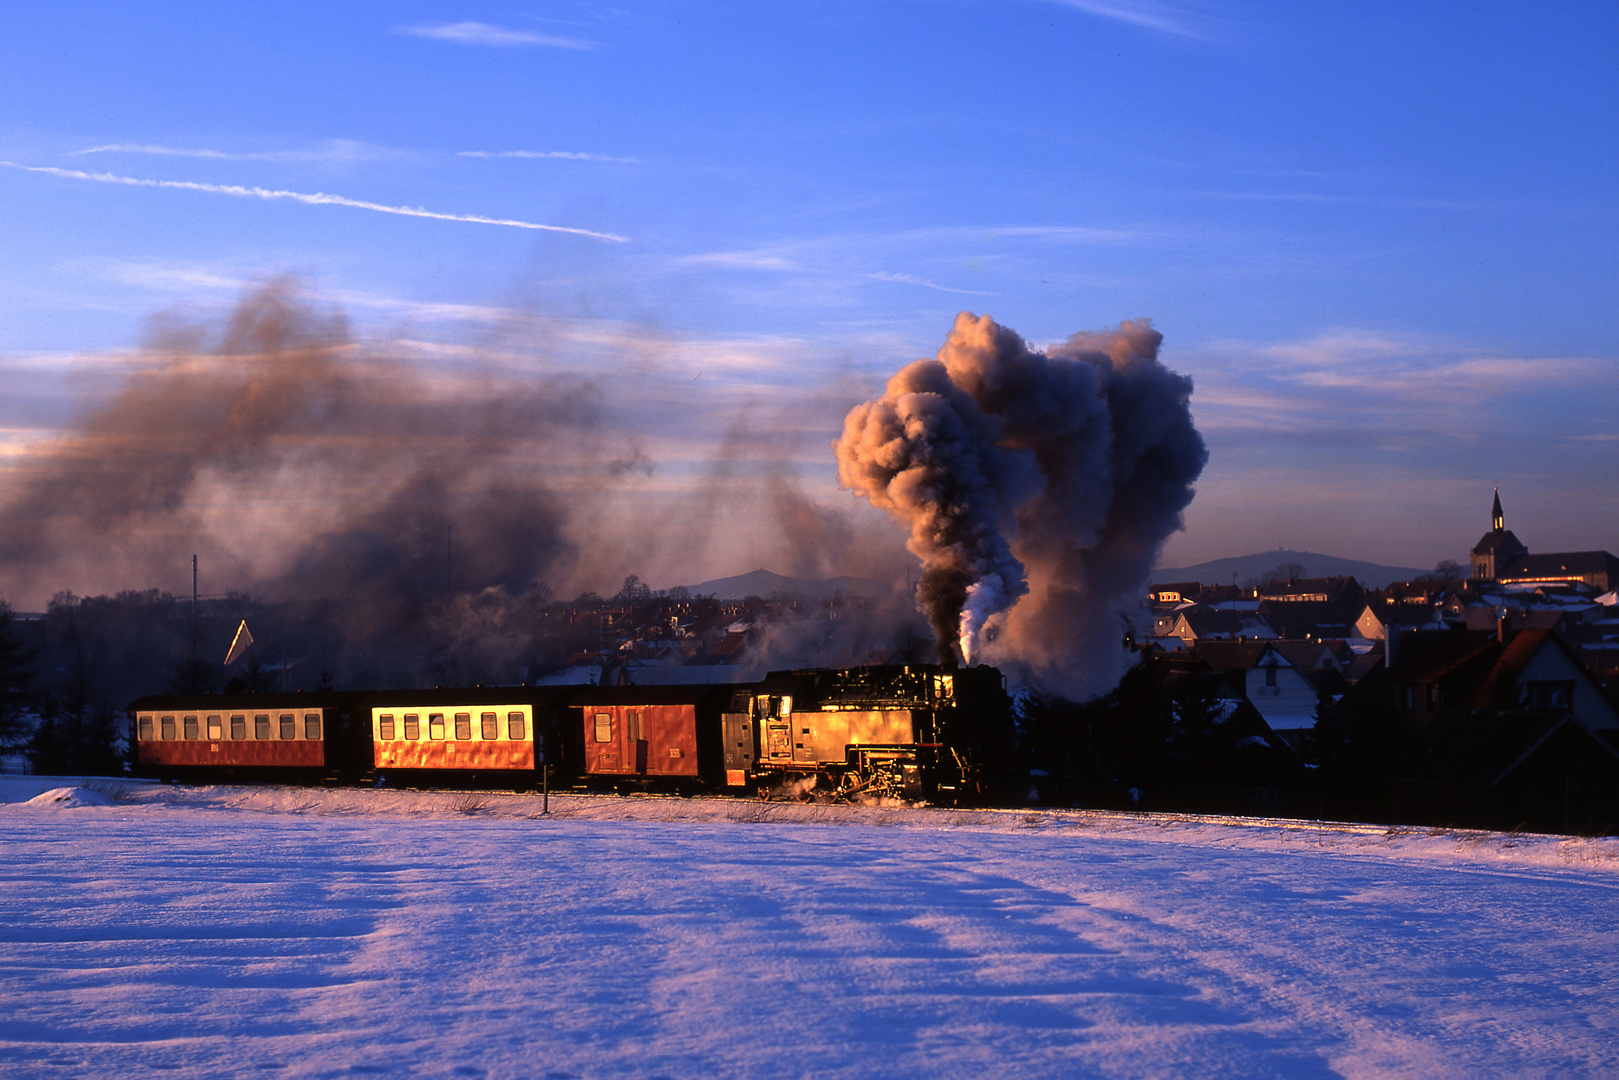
[1385,623,1400,668]
[1498,612,1511,643]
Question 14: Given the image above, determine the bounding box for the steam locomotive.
[127,664,1014,803]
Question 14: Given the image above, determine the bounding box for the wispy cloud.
[1185,329,1616,443]
[69,140,398,164]
[0,161,626,242]
[900,224,1158,245]
[1042,1,1214,40]
[76,259,525,325]
[867,271,993,296]
[394,22,595,50]
[1188,189,1494,213]
[677,250,798,271]
[458,150,640,164]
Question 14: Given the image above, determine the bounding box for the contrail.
[1,161,627,242]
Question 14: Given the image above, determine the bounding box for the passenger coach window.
[305,714,321,740]
[378,714,396,741]
[231,715,246,740]
[481,712,499,740]
[206,716,222,740]
[593,713,612,743]
[454,713,472,741]
[279,714,296,740]
[403,714,420,740]
[138,716,153,741]
[255,714,271,740]
[183,715,199,740]
[160,716,175,740]
[508,712,526,741]
[428,713,445,740]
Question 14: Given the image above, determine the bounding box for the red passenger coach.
[566,685,735,787]
[366,687,572,786]
[128,693,361,782]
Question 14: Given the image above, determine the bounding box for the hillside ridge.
[1153,549,1431,590]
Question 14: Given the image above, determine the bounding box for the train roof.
[567,684,743,707]
[359,686,578,709]
[127,691,357,712]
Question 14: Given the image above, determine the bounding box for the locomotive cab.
[738,665,1010,803]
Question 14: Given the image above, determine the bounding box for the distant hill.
[676,568,885,599]
[680,552,1430,600]
[1153,550,1430,590]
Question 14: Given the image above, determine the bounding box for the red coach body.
[567,685,734,786]
[128,693,360,780]
[365,687,574,784]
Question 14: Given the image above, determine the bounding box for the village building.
[1161,607,1276,645]
[1189,640,1349,751]
[1470,489,1619,591]
[1365,625,1619,737]
[1383,708,1619,834]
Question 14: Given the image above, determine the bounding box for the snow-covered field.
[3,778,1618,1077]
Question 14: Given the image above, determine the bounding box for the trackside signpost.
[539,733,548,815]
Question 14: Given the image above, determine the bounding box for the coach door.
[625,710,647,774]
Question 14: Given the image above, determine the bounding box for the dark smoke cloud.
[0,280,603,674]
[835,312,1207,697]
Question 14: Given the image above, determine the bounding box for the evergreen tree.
[0,601,37,752]
[29,602,123,775]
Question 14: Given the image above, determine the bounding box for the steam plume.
[835,312,1206,696]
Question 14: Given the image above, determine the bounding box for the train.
[127,664,1015,803]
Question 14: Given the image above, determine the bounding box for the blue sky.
[1,1,1614,593]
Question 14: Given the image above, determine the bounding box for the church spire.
[1492,487,1504,532]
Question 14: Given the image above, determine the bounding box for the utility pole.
[190,554,200,691]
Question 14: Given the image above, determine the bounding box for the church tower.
[1470,487,1526,581]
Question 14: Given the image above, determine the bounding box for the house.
[1477,629,1619,731]
[1383,709,1619,833]
[1498,552,1619,593]
[1360,626,1619,736]
[1461,608,1570,634]
[1194,584,1260,610]
[1163,608,1276,644]
[1271,639,1355,674]
[1190,639,1349,749]
[1354,599,1451,641]
[1256,575,1366,613]
[1257,599,1355,640]
[1148,582,1203,605]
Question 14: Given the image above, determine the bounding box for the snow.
[3,778,1619,1076]
[20,785,118,808]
